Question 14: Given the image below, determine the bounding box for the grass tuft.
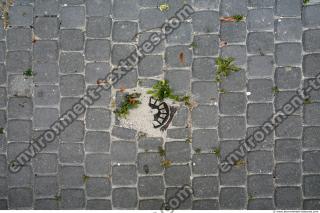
[23,68,33,77]
[114,93,141,118]
[303,0,310,4]
[212,147,221,157]
[215,57,241,83]
[232,15,245,22]
[159,3,169,12]
[147,80,180,101]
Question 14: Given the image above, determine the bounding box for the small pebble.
[246,92,251,96]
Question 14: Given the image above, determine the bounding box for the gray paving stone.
[33,130,59,152]
[193,34,219,56]
[138,176,164,197]
[165,141,191,163]
[165,165,190,186]
[192,199,219,210]
[137,152,163,174]
[276,115,302,138]
[276,0,301,17]
[8,75,33,97]
[275,43,302,66]
[192,11,219,33]
[192,153,218,175]
[276,18,302,41]
[248,56,273,78]
[60,52,84,74]
[247,151,273,173]
[111,141,137,163]
[60,120,84,142]
[0,65,5,85]
[112,126,136,140]
[192,129,218,150]
[112,165,137,185]
[219,93,246,115]
[60,29,84,51]
[85,153,111,176]
[34,85,60,106]
[220,164,246,186]
[247,103,273,125]
[86,177,111,197]
[219,116,246,139]
[194,0,219,10]
[112,21,138,42]
[7,119,31,141]
[60,0,84,5]
[166,127,189,139]
[275,187,302,209]
[274,90,300,112]
[138,137,163,151]
[60,74,85,96]
[7,142,28,162]
[219,187,246,209]
[303,127,320,149]
[220,0,247,16]
[34,176,58,197]
[221,45,246,66]
[138,55,163,77]
[192,105,218,128]
[247,8,274,31]
[87,17,112,38]
[87,85,112,106]
[167,23,193,45]
[35,0,59,15]
[113,0,139,19]
[85,39,111,61]
[6,51,31,74]
[304,79,320,101]
[192,58,215,80]
[164,69,190,95]
[86,199,112,210]
[85,131,110,152]
[33,63,59,84]
[59,165,84,187]
[34,199,58,210]
[220,22,246,43]
[248,79,273,102]
[275,139,301,161]
[303,53,320,77]
[275,67,301,90]
[163,0,192,18]
[34,108,58,129]
[8,165,32,187]
[220,140,241,159]
[113,188,137,209]
[34,41,58,63]
[275,162,301,185]
[0,155,6,177]
[139,8,166,31]
[165,187,192,209]
[303,199,320,210]
[304,103,320,125]
[7,28,32,51]
[59,143,84,163]
[304,175,320,197]
[85,62,110,84]
[192,81,218,104]
[303,29,320,52]
[303,151,320,173]
[0,178,7,196]
[248,198,274,210]
[60,189,85,209]
[113,68,138,89]
[138,32,165,54]
[0,88,6,108]
[302,5,320,27]
[248,174,274,197]
[34,17,58,39]
[165,45,192,68]
[248,0,275,8]
[220,70,246,91]
[9,6,33,26]
[60,6,85,28]
[33,153,58,174]
[247,126,274,150]
[86,0,111,16]
[172,106,188,127]
[139,199,163,210]
[193,176,218,198]
[8,188,33,208]
[0,42,4,63]
[111,44,135,66]
[247,32,274,54]
[0,110,6,127]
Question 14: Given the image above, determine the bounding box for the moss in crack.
[303,0,310,4]
[23,68,33,77]
[161,159,172,168]
[190,41,198,49]
[114,93,141,118]
[215,57,241,83]
[272,86,280,94]
[195,148,201,154]
[82,175,90,183]
[212,147,221,158]
[158,146,166,157]
[304,98,312,105]
[0,128,3,134]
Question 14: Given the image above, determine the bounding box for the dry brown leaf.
[219,40,227,48]
[119,86,126,93]
[178,51,185,65]
[220,16,236,22]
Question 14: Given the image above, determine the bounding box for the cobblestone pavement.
[0,0,320,210]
